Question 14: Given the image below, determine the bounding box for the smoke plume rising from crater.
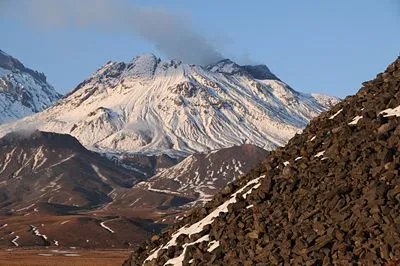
[1,0,223,65]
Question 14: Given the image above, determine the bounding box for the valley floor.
[0,248,131,266]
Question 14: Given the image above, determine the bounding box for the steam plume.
[1,0,223,65]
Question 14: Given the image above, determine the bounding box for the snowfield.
[0,54,338,156]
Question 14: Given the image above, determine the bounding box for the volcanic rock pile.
[124,57,400,265]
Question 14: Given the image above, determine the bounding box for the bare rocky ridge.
[0,50,61,123]
[109,144,268,224]
[102,151,184,179]
[0,130,143,214]
[0,130,159,248]
[0,131,268,248]
[123,58,400,265]
[135,144,269,207]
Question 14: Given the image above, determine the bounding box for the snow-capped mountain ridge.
[0,50,61,124]
[0,53,339,155]
[0,49,46,83]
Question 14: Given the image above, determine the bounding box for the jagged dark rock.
[242,64,280,80]
[123,57,400,265]
[207,58,280,80]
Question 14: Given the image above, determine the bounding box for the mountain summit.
[0,53,338,155]
[0,50,61,124]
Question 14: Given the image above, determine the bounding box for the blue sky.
[0,0,399,98]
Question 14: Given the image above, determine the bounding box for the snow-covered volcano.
[0,50,61,123]
[0,54,338,155]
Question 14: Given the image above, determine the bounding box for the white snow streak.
[16,204,35,212]
[31,225,48,240]
[147,187,181,196]
[329,109,343,119]
[207,240,220,252]
[11,236,19,246]
[164,235,210,266]
[314,151,325,158]
[91,164,108,181]
[100,221,115,233]
[32,146,47,170]
[47,154,76,169]
[0,148,16,174]
[380,105,400,117]
[129,197,142,207]
[349,116,362,125]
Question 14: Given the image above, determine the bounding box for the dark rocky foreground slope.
[124,58,400,266]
